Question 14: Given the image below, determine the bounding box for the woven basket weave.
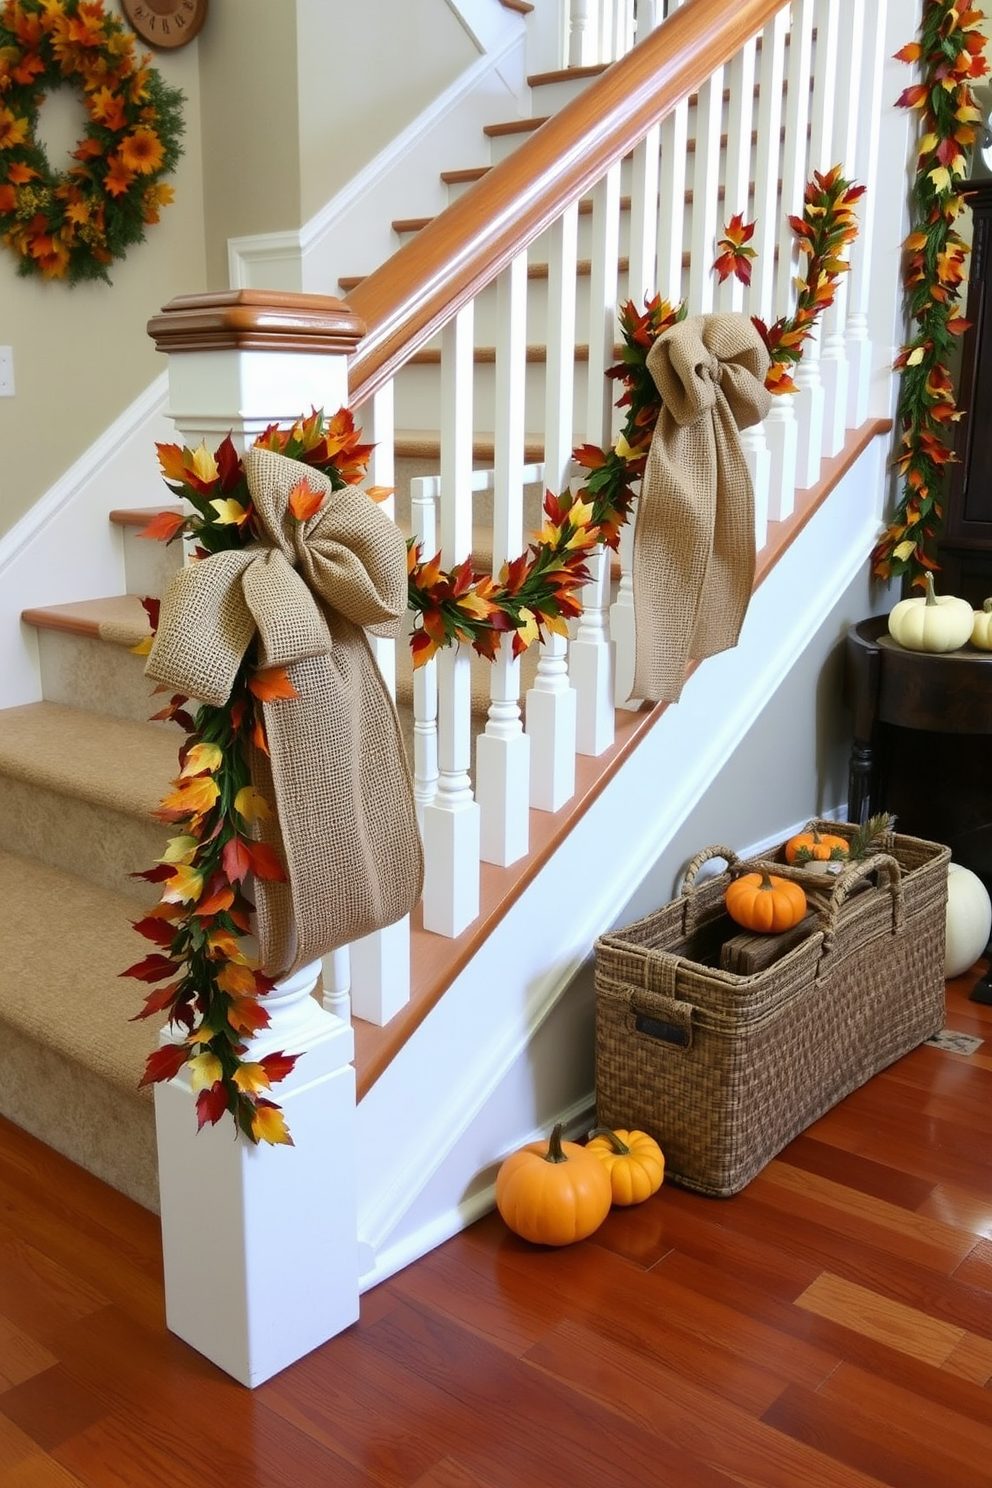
[594,822,949,1197]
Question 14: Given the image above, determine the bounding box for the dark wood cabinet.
[938,179,992,601]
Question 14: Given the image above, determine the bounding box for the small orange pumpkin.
[725,871,807,933]
[495,1123,612,1246]
[784,827,849,864]
[585,1127,665,1205]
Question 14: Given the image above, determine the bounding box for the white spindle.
[410,475,439,825]
[628,124,661,308]
[610,517,639,706]
[477,255,531,867]
[568,0,594,65]
[571,166,620,757]
[657,93,689,306]
[752,10,788,328]
[688,65,724,314]
[717,38,758,316]
[764,391,800,522]
[807,0,847,459]
[321,945,351,1023]
[635,0,662,45]
[348,382,412,1024]
[527,205,579,812]
[422,305,481,938]
[846,0,886,428]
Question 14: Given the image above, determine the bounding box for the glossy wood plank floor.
[2,967,991,1488]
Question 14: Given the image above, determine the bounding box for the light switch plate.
[0,346,14,397]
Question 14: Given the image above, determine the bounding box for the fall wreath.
[0,0,184,283]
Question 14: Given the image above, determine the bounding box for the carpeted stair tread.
[0,701,177,818]
[0,848,157,1098]
[22,593,152,648]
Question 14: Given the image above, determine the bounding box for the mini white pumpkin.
[945,863,992,980]
[971,598,992,652]
[887,573,973,653]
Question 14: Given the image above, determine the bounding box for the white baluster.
[610,516,639,707]
[571,165,620,757]
[717,37,758,316]
[321,945,351,1022]
[568,0,594,66]
[846,0,883,428]
[741,425,771,553]
[527,204,579,812]
[422,305,481,938]
[688,64,724,315]
[155,960,357,1386]
[634,0,661,46]
[809,0,849,458]
[752,9,788,330]
[780,0,823,490]
[764,392,799,522]
[351,380,412,1023]
[657,92,689,307]
[477,254,531,867]
[410,475,439,825]
[628,123,661,308]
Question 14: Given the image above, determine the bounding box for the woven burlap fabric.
[631,313,771,703]
[145,445,423,978]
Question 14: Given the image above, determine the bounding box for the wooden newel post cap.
[147,290,367,356]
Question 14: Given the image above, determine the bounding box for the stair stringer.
[0,376,175,711]
[355,432,890,1291]
[228,15,532,296]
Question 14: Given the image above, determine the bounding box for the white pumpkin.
[971,598,992,652]
[945,863,992,979]
[887,573,973,653]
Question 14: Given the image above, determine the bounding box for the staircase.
[0,0,915,1359]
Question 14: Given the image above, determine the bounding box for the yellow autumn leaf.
[161,864,204,904]
[210,498,249,525]
[188,1051,223,1092]
[180,742,223,777]
[614,432,636,460]
[543,613,571,638]
[160,774,221,817]
[458,591,496,621]
[130,636,153,656]
[190,443,219,484]
[206,929,249,963]
[538,521,561,546]
[216,960,260,996]
[906,346,926,366]
[160,834,199,865]
[893,539,918,562]
[233,785,272,823]
[251,1102,294,1146]
[918,131,939,156]
[567,496,595,530]
[232,1061,272,1095]
[515,608,539,649]
[928,165,952,194]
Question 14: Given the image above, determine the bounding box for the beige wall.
[0,6,207,539]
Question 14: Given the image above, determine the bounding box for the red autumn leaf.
[216,435,243,493]
[259,1050,300,1085]
[140,595,161,634]
[131,980,181,1020]
[196,1081,230,1131]
[222,836,253,883]
[138,1041,188,1087]
[120,953,180,983]
[138,509,186,543]
[131,916,177,948]
[248,666,299,702]
[245,840,287,882]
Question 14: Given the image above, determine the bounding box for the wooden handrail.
[345,0,786,408]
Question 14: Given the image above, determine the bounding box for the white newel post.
[146,291,369,1385]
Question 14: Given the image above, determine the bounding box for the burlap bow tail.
[145,445,424,979]
[632,313,771,704]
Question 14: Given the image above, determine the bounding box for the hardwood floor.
[1,967,991,1488]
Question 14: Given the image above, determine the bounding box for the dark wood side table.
[844,616,992,1000]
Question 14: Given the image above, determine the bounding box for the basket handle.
[681,845,740,893]
[745,851,904,957]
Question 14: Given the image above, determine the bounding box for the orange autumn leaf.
[245,840,287,882]
[287,477,325,523]
[194,883,235,918]
[227,995,271,1035]
[248,666,299,702]
[216,961,261,997]
[251,1099,295,1147]
[138,509,186,543]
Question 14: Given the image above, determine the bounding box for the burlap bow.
[631,313,771,704]
[145,445,424,979]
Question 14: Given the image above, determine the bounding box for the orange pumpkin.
[784,828,849,864]
[585,1127,665,1205]
[725,872,807,933]
[495,1123,612,1246]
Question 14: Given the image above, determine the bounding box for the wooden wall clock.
[121,0,208,49]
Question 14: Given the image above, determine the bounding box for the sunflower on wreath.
[0,0,184,283]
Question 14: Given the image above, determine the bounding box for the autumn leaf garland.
[126,409,382,1146]
[870,1,989,588]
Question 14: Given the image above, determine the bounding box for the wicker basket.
[594,822,950,1197]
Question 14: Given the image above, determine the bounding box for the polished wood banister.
[345,0,786,408]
